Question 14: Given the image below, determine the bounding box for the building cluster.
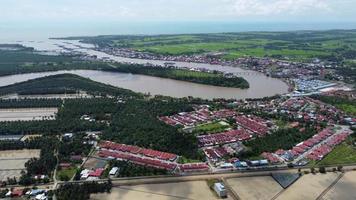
[4,188,48,200]
[98,46,350,93]
[198,129,251,147]
[159,108,236,127]
[292,79,337,93]
[262,126,353,165]
[97,141,209,173]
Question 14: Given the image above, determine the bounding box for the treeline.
[0,136,53,150]
[103,97,199,158]
[312,95,356,116]
[107,160,167,177]
[0,74,141,99]
[0,99,62,108]
[0,118,106,135]
[19,136,58,185]
[58,133,92,163]
[55,181,112,200]
[241,126,317,159]
[108,64,249,89]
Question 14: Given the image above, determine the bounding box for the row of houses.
[159,108,237,127]
[262,127,352,164]
[99,141,177,161]
[198,129,252,147]
[235,115,270,136]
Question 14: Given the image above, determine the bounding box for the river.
[0,39,289,99]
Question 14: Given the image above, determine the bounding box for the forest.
[106,160,167,177]
[55,181,112,200]
[0,73,140,98]
[241,125,317,159]
[108,63,249,89]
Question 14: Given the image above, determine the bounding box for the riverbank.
[108,63,249,89]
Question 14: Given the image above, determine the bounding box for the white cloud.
[224,0,332,16]
[0,0,353,22]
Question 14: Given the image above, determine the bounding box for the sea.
[1,21,356,42]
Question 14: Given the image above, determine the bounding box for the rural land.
[0,29,355,200]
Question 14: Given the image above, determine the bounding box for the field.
[0,149,40,181]
[315,143,356,166]
[90,181,232,200]
[76,30,356,62]
[227,176,283,200]
[194,121,230,134]
[57,168,77,181]
[323,171,356,200]
[83,157,107,170]
[0,108,58,121]
[275,172,340,200]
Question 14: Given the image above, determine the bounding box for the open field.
[83,157,107,170]
[0,108,58,121]
[275,172,340,200]
[91,181,232,200]
[194,121,230,134]
[0,149,40,181]
[315,143,356,166]
[323,171,356,200]
[227,176,283,200]
[76,30,356,61]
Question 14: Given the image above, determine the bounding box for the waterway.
[0,39,289,99]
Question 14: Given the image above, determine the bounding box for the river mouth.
[0,39,289,99]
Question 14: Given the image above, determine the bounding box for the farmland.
[75,30,356,62]
[323,171,356,200]
[275,172,341,200]
[0,149,40,181]
[90,181,230,200]
[0,108,58,122]
[315,143,356,166]
[227,176,283,200]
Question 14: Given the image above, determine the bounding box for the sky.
[1,0,355,23]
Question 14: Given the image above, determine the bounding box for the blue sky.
[1,0,355,23]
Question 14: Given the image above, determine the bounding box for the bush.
[319,167,326,174]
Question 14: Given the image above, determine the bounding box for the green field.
[57,168,77,181]
[194,121,230,134]
[315,143,356,166]
[73,30,356,62]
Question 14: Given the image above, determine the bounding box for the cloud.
[223,0,332,16]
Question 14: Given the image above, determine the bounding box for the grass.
[194,121,230,134]
[76,30,356,62]
[315,143,356,166]
[57,167,77,181]
[177,156,202,164]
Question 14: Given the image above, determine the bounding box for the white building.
[109,167,119,177]
[214,182,227,198]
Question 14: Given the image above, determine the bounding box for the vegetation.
[55,181,112,200]
[0,75,203,159]
[57,168,77,181]
[109,64,249,88]
[19,136,58,185]
[312,95,356,116]
[106,160,167,177]
[102,97,199,158]
[316,143,356,166]
[0,46,112,76]
[71,30,356,62]
[0,73,140,98]
[193,121,230,134]
[241,126,317,158]
[0,46,249,88]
